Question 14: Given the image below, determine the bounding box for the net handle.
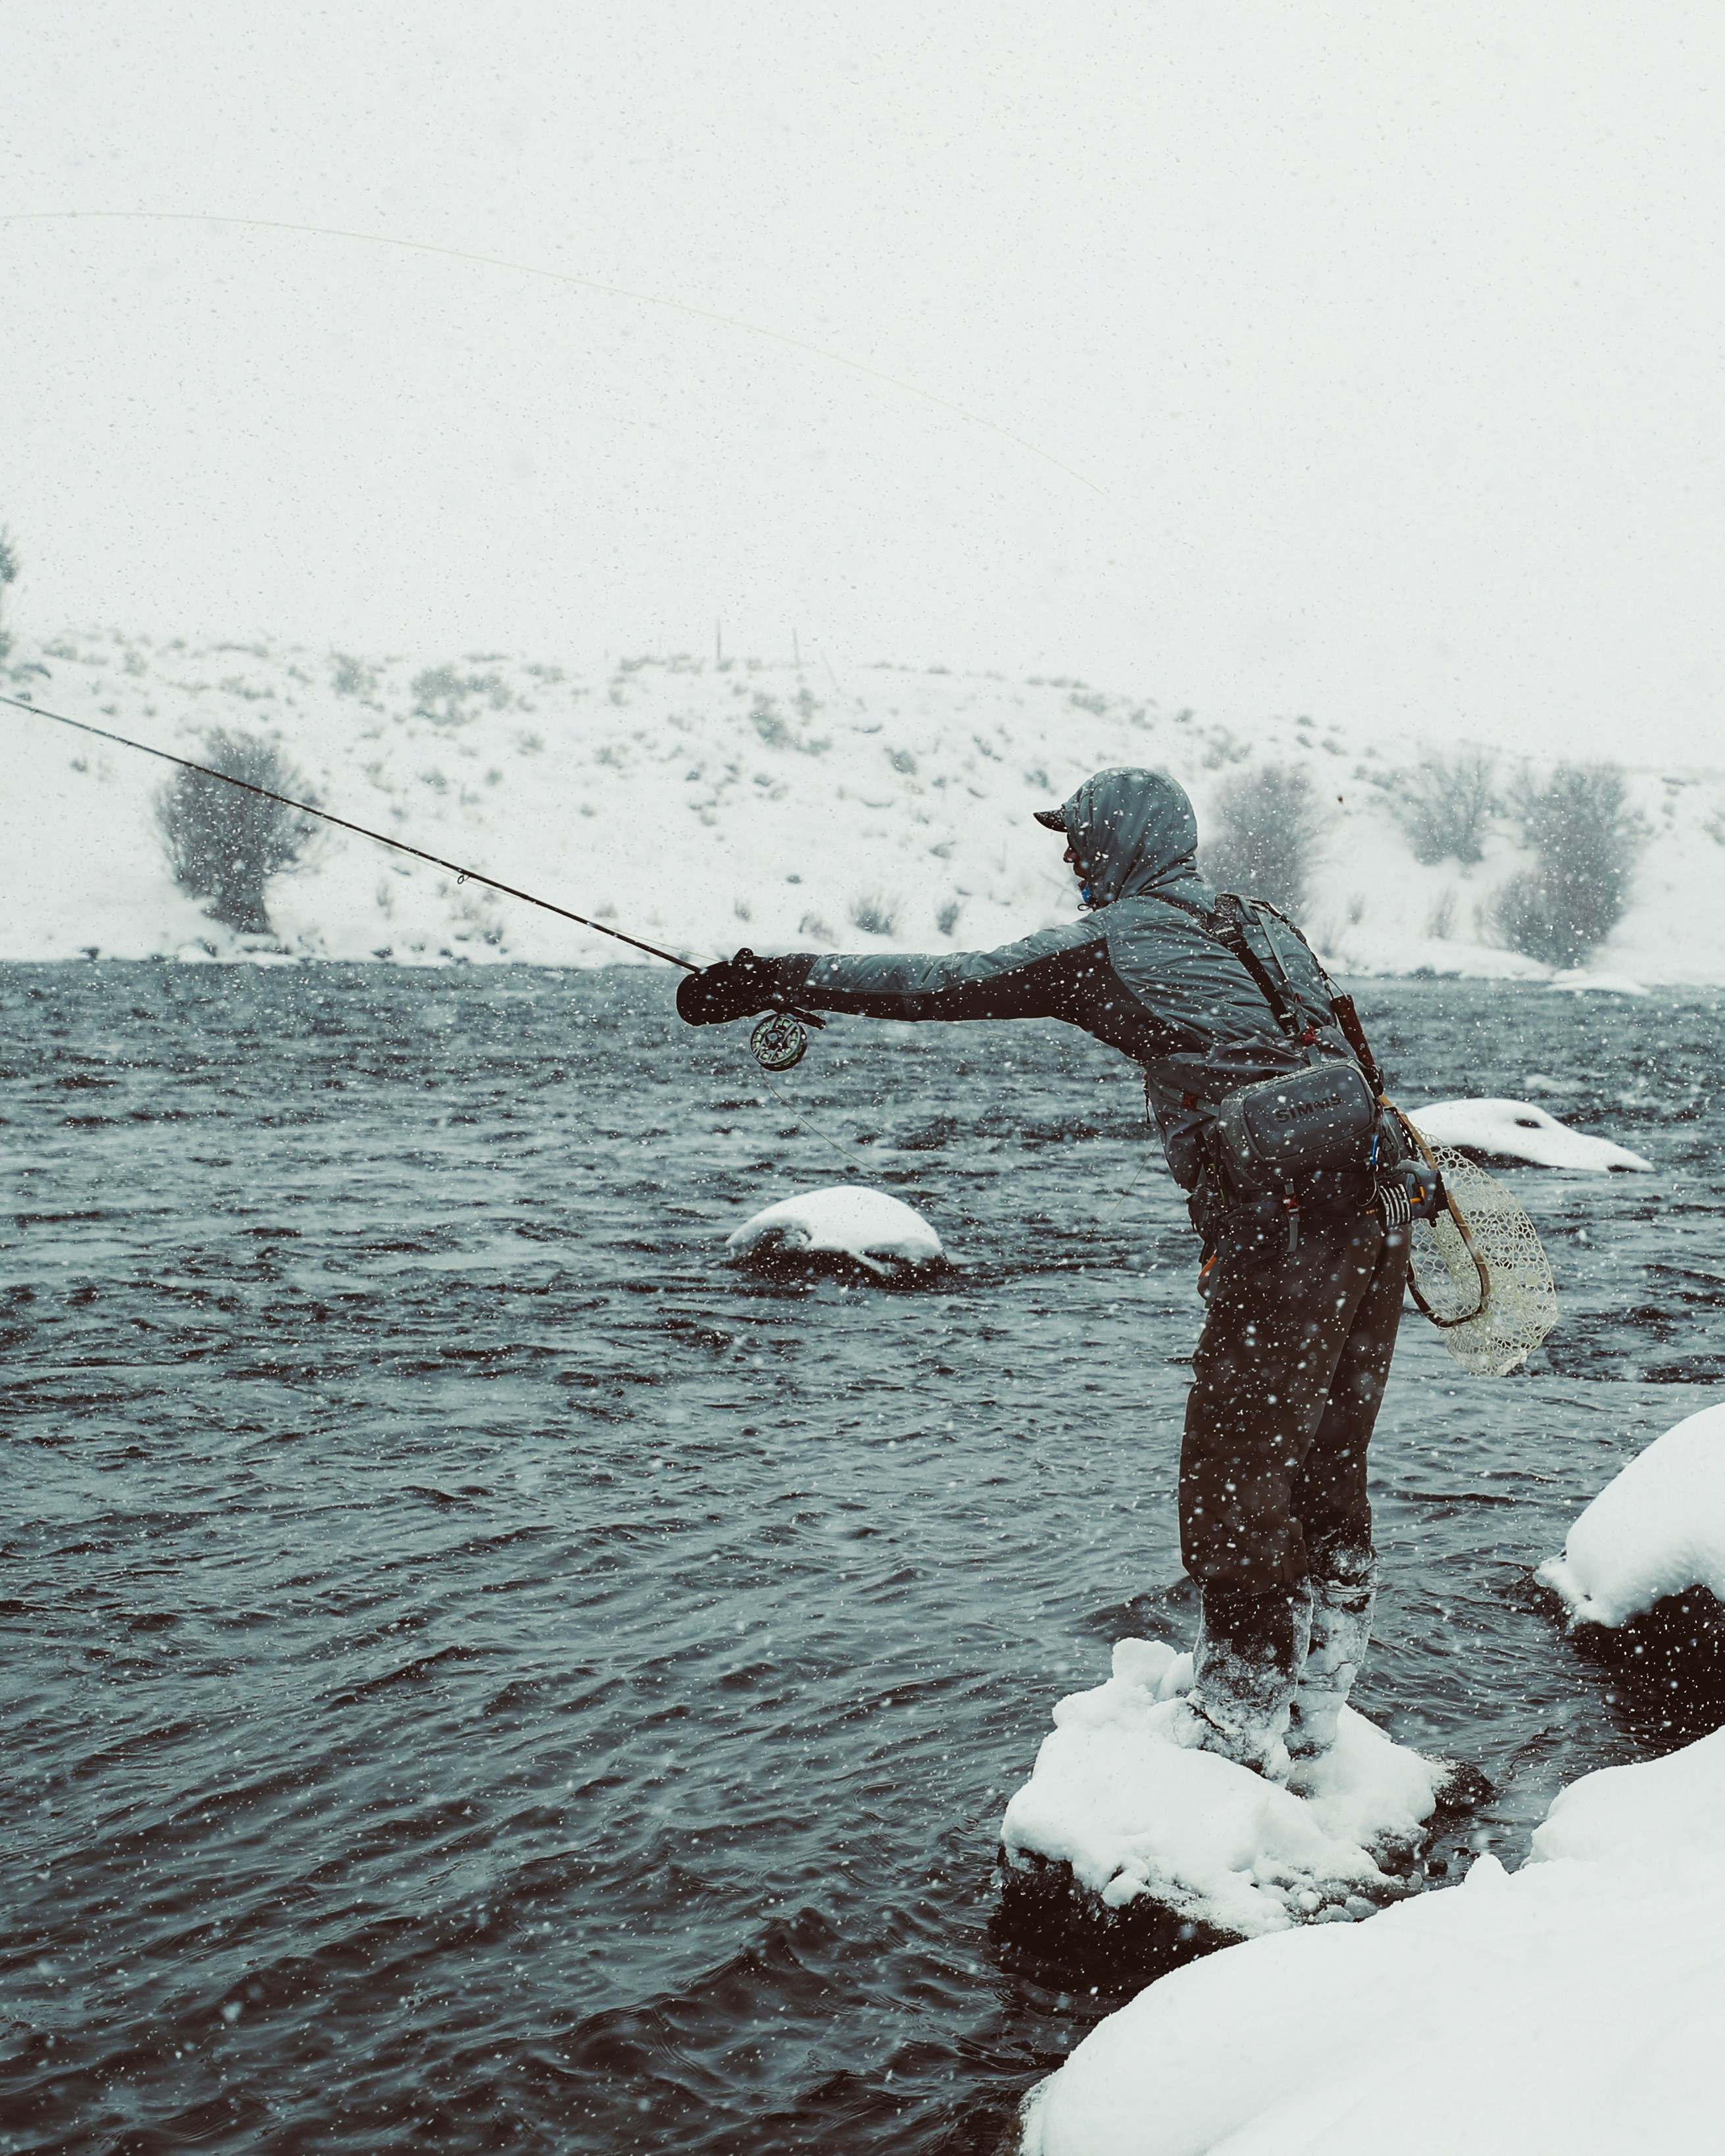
[1387,1101,1493,1328]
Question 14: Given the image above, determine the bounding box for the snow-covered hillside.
[4,630,1724,979]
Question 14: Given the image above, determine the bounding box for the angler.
[677,766,1438,1786]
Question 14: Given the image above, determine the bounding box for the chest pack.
[1210,1055,1380,1188]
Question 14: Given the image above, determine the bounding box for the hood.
[1054,768,1209,909]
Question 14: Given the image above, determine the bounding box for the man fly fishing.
[676,766,1437,1786]
[3,683,1527,1782]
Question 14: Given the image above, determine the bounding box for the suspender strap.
[1152,886,1389,1090]
[1251,898,1386,1093]
[1151,888,1307,1041]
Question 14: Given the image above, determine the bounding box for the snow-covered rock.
[1407,1097,1653,1170]
[1538,1403,1725,1630]
[724,1184,945,1276]
[1014,1728,1725,2156]
[997,1640,1447,1961]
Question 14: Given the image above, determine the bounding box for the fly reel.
[750,1011,810,1072]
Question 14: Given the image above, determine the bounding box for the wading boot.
[1172,1580,1313,1784]
[1288,1555,1378,1770]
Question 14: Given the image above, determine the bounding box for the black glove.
[676,948,811,1027]
[1402,1155,1445,1220]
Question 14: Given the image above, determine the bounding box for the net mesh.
[1407,1142,1559,1377]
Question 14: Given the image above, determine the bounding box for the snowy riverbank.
[5,630,1725,978]
[1014,1725,1725,2156]
[1012,1399,1725,2152]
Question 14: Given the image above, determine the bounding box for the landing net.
[1407,1141,1559,1378]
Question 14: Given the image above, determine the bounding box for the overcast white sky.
[3,1,1723,763]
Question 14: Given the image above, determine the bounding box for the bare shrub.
[1489,762,1647,968]
[1201,762,1326,914]
[749,692,828,755]
[1201,728,1253,770]
[0,525,18,664]
[936,897,963,936]
[411,666,511,726]
[1382,748,1498,865]
[750,697,793,749]
[330,653,379,698]
[155,729,318,934]
[849,892,901,936]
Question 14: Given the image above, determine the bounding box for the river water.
[3,964,1720,2155]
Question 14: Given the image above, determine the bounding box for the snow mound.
[1532,1723,1725,1870]
[1536,1401,1725,1630]
[1407,1097,1652,1170]
[999,1640,1444,1942]
[723,1184,945,1276]
[1016,1728,1725,2156]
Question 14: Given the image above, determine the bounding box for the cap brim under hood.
[1032,807,1066,830]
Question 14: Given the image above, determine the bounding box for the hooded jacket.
[779,768,1370,1205]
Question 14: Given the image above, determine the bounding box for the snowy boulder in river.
[1536,1400,1725,1715]
[1013,1726,1725,2156]
[1407,1097,1652,1170]
[724,1184,946,1280]
[995,1640,1464,1984]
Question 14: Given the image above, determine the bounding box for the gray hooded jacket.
[787,768,1368,1206]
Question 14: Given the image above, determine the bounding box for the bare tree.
[1201,762,1327,913]
[1489,762,1646,968]
[1381,748,1498,865]
[155,729,318,934]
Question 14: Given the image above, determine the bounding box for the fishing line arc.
[0,688,826,1025]
[0,209,1107,502]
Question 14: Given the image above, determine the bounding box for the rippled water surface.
[3,965,1721,2154]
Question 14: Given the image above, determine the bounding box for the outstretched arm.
[677,917,1112,1028]
[797,917,1117,1022]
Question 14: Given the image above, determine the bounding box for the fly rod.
[0,688,826,1060]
